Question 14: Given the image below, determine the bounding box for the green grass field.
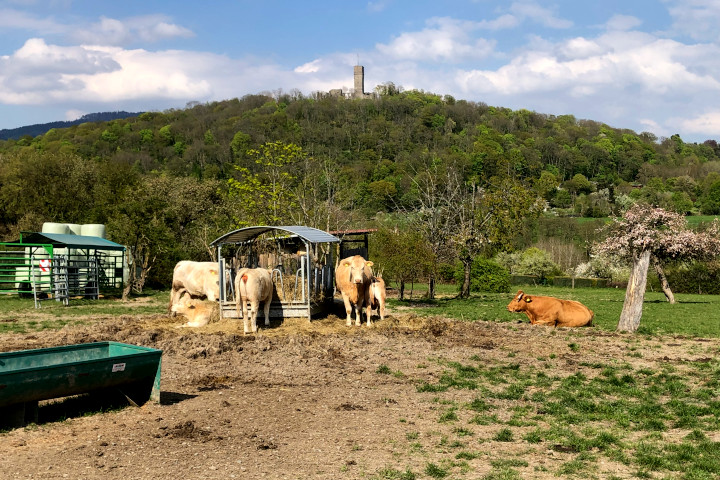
[0,289,167,334]
[389,285,720,338]
[1,284,720,338]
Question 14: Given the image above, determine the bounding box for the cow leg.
[242,297,252,334]
[169,287,182,316]
[365,302,373,327]
[355,301,363,327]
[341,293,353,327]
[250,300,260,333]
[263,299,271,327]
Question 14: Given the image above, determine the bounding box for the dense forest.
[0,111,143,141]
[1,89,719,291]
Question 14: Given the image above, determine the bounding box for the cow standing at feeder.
[169,261,222,314]
[235,267,273,334]
[335,255,374,327]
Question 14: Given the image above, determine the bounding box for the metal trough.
[0,341,161,428]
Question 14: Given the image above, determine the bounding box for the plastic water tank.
[42,223,70,235]
[66,224,83,235]
[81,224,107,238]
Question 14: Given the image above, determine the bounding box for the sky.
[1,0,720,143]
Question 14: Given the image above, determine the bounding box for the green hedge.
[665,262,720,294]
[455,258,511,293]
[510,275,610,288]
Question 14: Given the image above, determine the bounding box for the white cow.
[171,294,217,327]
[235,267,274,334]
[169,261,221,315]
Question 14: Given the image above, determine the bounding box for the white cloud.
[677,111,720,136]
[605,14,642,31]
[295,59,322,74]
[376,17,496,63]
[477,14,519,30]
[71,15,194,46]
[367,1,390,13]
[664,0,720,41]
[0,39,234,105]
[64,109,85,121]
[508,1,572,29]
[0,8,65,33]
[457,31,720,97]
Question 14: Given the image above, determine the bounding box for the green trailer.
[0,342,161,428]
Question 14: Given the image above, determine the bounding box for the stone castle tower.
[353,65,365,98]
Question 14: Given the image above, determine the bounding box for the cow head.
[344,256,373,284]
[506,290,529,312]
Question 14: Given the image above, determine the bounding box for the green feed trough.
[0,342,162,428]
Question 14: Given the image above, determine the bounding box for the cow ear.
[525,296,532,303]
[366,261,374,267]
[343,261,350,267]
[210,269,218,275]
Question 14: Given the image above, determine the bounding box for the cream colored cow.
[335,255,374,326]
[235,267,273,334]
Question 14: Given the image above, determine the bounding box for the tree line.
[1,89,719,293]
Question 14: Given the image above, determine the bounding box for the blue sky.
[1,0,720,143]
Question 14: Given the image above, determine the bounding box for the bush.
[495,247,564,281]
[665,261,720,294]
[454,258,510,293]
[436,262,456,284]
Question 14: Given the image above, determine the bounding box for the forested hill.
[1,90,719,287]
[0,111,143,140]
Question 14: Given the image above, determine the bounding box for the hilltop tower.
[353,65,365,98]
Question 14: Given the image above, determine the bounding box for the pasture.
[1,286,719,479]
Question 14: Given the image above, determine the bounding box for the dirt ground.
[1,298,718,480]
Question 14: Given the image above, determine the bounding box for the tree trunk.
[652,256,675,304]
[460,256,472,298]
[617,249,651,333]
[427,275,436,300]
[399,280,405,300]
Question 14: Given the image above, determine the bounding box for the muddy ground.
[1,297,718,480]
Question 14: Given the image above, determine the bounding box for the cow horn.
[516,292,524,301]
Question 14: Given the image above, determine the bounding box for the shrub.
[495,247,564,282]
[454,258,510,293]
[665,261,720,294]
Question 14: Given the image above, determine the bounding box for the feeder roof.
[211,226,340,247]
[9,232,126,251]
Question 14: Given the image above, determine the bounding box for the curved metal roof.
[210,226,340,246]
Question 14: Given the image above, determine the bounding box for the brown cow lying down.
[367,276,386,322]
[169,261,222,315]
[235,267,273,334]
[506,290,594,327]
[171,294,218,328]
[335,255,374,326]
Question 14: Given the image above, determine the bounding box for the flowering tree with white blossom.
[595,204,720,332]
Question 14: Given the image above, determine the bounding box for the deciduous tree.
[595,204,720,332]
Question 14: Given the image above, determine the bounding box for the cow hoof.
[346,321,352,327]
